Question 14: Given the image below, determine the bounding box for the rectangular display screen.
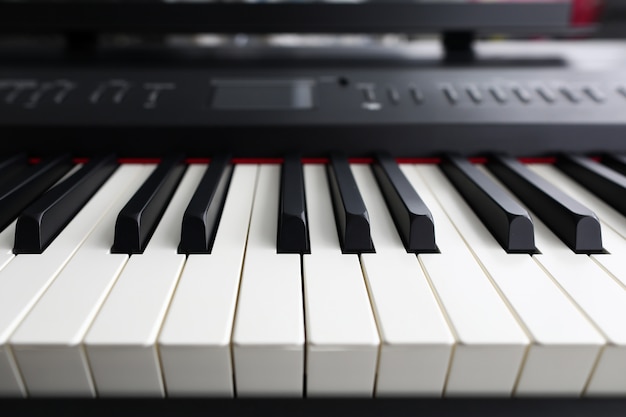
[211,79,315,110]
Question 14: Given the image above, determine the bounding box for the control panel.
[0,67,625,157]
[0,71,623,114]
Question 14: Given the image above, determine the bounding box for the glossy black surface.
[2,398,626,417]
[112,154,186,254]
[2,66,626,158]
[178,154,232,254]
[0,154,31,197]
[556,154,626,217]
[372,152,436,253]
[14,154,118,254]
[440,154,535,253]
[0,153,27,178]
[600,153,626,177]
[277,154,310,254]
[487,154,603,254]
[327,154,374,253]
[0,154,73,231]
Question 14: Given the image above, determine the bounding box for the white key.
[531,221,626,396]
[0,224,18,396]
[0,164,83,397]
[589,226,626,290]
[158,165,258,397]
[481,163,626,396]
[0,223,16,272]
[9,165,152,397]
[351,164,454,396]
[0,340,22,397]
[528,164,626,288]
[0,164,146,397]
[406,164,529,396]
[231,165,304,397]
[84,165,205,397]
[522,164,626,395]
[424,164,604,396]
[302,165,379,397]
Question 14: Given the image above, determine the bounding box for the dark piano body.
[2,1,626,416]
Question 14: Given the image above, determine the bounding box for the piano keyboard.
[1,154,626,398]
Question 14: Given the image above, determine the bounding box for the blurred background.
[0,0,624,54]
[595,0,626,38]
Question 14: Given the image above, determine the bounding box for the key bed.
[1,154,626,398]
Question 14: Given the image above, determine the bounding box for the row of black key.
[4,152,626,256]
[441,154,605,254]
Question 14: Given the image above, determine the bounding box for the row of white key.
[1,161,626,397]
[415,165,604,395]
[0,164,151,396]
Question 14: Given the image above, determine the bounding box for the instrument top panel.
[0,65,625,157]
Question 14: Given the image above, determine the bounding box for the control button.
[559,86,582,103]
[410,85,424,105]
[512,86,532,104]
[362,88,376,102]
[489,86,508,104]
[387,87,400,105]
[583,86,606,103]
[357,83,377,101]
[535,86,557,103]
[441,83,459,104]
[357,83,382,111]
[465,84,483,104]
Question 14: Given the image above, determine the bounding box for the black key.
[0,154,73,231]
[600,153,626,177]
[487,154,602,254]
[326,154,374,254]
[178,154,233,254]
[0,153,29,190]
[277,154,310,254]
[112,154,186,254]
[372,152,437,253]
[0,153,27,175]
[556,154,626,217]
[440,154,535,253]
[14,154,119,254]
